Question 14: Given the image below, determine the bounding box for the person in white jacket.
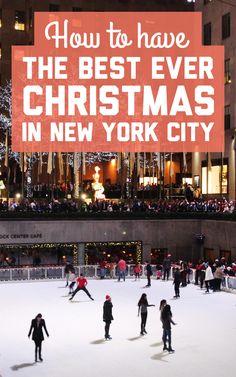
[205,263,214,293]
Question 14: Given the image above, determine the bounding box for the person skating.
[64,262,74,287]
[117,258,127,282]
[161,304,176,353]
[28,313,49,362]
[173,267,181,298]
[68,270,76,294]
[162,254,171,281]
[138,293,155,335]
[205,263,214,293]
[103,294,113,340]
[145,261,153,287]
[69,273,94,301]
[134,263,141,280]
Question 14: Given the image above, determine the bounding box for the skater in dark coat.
[28,313,49,362]
[103,295,113,340]
[138,293,155,335]
[145,261,153,287]
[173,268,181,298]
[161,304,176,353]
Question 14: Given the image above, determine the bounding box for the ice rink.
[0,277,235,377]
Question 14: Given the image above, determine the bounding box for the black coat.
[28,318,49,342]
[146,264,153,276]
[103,301,113,323]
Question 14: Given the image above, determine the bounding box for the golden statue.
[92,166,105,200]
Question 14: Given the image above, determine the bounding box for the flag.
[207,152,212,171]
[183,152,187,172]
[170,153,173,178]
[116,152,121,172]
[58,152,64,178]
[82,152,86,175]
[47,152,52,174]
[137,153,140,176]
[38,153,43,176]
[130,152,135,173]
[4,131,8,168]
[73,152,78,173]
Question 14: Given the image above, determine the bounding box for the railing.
[0,265,235,291]
[0,211,236,221]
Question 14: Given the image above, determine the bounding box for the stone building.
[193,0,236,199]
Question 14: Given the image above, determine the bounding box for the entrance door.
[204,248,218,262]
[220,250,231,263]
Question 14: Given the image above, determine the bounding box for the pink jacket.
[117,259,126,271]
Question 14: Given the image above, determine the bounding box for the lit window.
[15,11,26,31]
[202,163,228,194]
[224,59,231,84]
[0,9,2,28]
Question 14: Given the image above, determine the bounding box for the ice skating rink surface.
[0,278,235,377]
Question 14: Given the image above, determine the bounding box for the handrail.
[0,265,235,291]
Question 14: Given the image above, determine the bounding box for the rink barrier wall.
[0,265,235,292]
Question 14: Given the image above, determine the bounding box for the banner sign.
[12,12,224,152]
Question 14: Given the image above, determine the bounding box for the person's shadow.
[90,339,106,345]
[151,352,169,362]
[150,341,163,347]
[11,362,36,371]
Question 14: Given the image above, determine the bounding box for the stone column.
[142,243,151,262]
[77,243,85,265]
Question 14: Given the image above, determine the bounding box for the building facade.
[193,0,236,199]
[0,0,194,84]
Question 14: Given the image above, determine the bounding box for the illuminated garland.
[84,241,142,264]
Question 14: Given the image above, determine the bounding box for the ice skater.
[138,293,155,335]
[173,267,181,298]
[103,294,113,340]
[28,313,49,362]
[68,269,76,294]
[145,261,153,287]
[205,263,214,293]
[160,304,176,352]
[64,262,74,287]
[69,273,94,301]
[134,263,141,280]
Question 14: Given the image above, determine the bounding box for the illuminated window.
[49,4,60,11]
[224,59,231,84]
[222,13,230,40]
[202,160,228,194]
[224,105,230,130]
[0,9,2,28]
[15,11,26,31]
[203,22,211,45]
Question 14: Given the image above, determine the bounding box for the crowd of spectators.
[0,197,235,215]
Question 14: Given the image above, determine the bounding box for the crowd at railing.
[0,198,236,216]
[0,261,236,291]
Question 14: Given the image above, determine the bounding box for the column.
[142,243,151,262]
[78,243,85,266]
